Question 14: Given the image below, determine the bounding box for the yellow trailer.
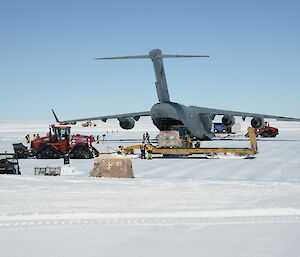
[120,128,258,157]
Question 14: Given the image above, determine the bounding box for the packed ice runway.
[1,120,300,256]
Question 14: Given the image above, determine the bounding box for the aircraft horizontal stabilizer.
[159,54,209,58]
[95,55,150,60]
[95,54,209,60]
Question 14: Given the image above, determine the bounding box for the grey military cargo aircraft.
[53,49,300,140]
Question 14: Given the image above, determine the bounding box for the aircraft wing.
[195,106,300,121]
[52,109,151,123]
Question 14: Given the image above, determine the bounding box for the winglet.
[51,109,60,123]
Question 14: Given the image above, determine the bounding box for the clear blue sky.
[1,0,299,120]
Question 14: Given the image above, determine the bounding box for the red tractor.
[254,122,279,137]
[245,122,279,138]
[31,125,98,159]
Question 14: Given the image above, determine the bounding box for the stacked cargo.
[157,131,183,148]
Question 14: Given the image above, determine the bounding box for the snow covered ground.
[1,120,300,257]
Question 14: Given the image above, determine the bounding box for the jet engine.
[251,117,264,129]
[118,117,135,130]
[222,115,235,127]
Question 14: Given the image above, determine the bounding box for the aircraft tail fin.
[95,49,209,103]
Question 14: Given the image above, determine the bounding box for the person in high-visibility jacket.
[25,134,30,144]
[147,144,153,160]
[95,135,100,144]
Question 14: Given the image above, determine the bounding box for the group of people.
[140,142,153,160]
[33,134,40,140]
[25,134,40,144]
[140,132,153,159]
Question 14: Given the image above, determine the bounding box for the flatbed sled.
[120,128,258,158]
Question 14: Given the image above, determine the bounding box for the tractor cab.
[50,125,71,142]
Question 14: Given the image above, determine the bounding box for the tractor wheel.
[36,145,61,159]
[70,145,93,159]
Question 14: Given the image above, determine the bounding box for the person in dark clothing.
[140,142,146,159]
[145,132,150,142]
[194,140,201,148]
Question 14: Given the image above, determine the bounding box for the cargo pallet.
[121,128,258,157]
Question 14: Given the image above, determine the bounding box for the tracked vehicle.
[29,125,98,159]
